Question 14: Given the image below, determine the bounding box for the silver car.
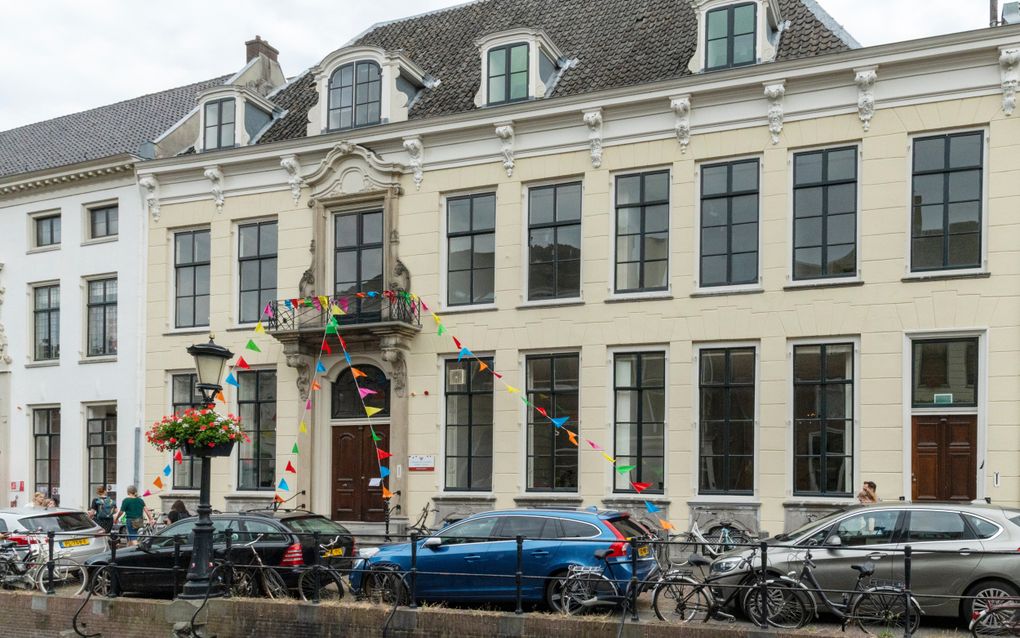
[0,508,109,562]
[709,502,1020,621]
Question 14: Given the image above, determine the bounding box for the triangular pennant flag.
[432,313,442,325]
[284,299,293,310]
[264,302,274,318]
[322,340,332,354]
[285,461,297,473]
[356,292,366,299]
[644,499,659,513]
[371,430,383,442]
[351,368,367,379]
[299,421,308,433]
[338,335,347,349]
[274,494,285,504]
[506,385,520,394]
[311,381,321,391]
[215,391,226,403]
[550,416,568,428]
[319,295,330,309]
[325,322,338,335]
[365,406,383,417]
[419,298,428,311]
[452,337,462,349]
[339,297,349,312]
[225,372,239,387]
[236,356,250,370]
[153,476,164,489]
[457,346,473,361]
[478,362,489,372]
[316,361,327,373]
[380,466,391,478]
[142,490,152,497]
[254,321,266,334]
[344,352,352,365]
[163,464,172,477]
[331,304,346,316]
[246,339,261,353]
[377,449,393,460]
[305,398,312,410]
[660,519,674,531]
[492,371,503,379]
[303,298,314,307]
[601,452,616,464]
[174,449,184,464]
[633,482,653,494]
[587,439,603,451]
[536,406,548,417]
[615,464,637,474]
[292,442,299,454]
[567,431,578,446]
[291,299,300,309]
[358,387,377,399]
[278,477,290,490]
[437,324,445,336]
[382,486,394,499]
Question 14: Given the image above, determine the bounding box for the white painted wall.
[0,174,147,509]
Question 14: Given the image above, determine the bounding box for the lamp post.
[180,334,233,599]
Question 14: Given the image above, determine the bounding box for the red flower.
[188,438,195,444]
[208,442,215,447]
[229,433,236,440]
[169,437,177,444]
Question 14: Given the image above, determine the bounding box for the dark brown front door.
[911,414,976,501]
[331,424,389,522]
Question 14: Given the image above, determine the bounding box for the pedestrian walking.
[115,486,153,546]
[89,486,116,532]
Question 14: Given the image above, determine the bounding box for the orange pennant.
[311,381,321,391]
[351,368,367,379]
[660,518,674,531]
[215,390,226,403]
[567,431,578,446]
[382,486,394,499]
[153,476,164,490]
[479,362,489,372]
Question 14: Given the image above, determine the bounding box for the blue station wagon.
[350,508,658,609]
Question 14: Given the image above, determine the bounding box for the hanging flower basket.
[146,408,248,456]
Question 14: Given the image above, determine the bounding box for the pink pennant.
[312,297,322,310]
[264,302,274,318]
[339,297,349,312]
[419,298,429,311]
[305,398,312,410]
[586,439,604,451]
[358,387,377,399]
[142,490,152,497]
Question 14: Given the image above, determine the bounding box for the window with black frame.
[615,171,669,293]
[327,61,382,130]
[34,214,61,248]
[86,278,117,356]
[87,407,117,501]
[793,344,853,496]
[33,284,59,361]
[237,370,277,490]
[203,98,235,150]
[487,43,529,105]
[699,347,755,494]
[334,210,383,322]
[526,354,579,492]
[911,131,983,271]
[792,147,857,280]
[238,221,277,324]
[447,193,495,306]
[332,365,390,418]
[89,205,119,240]
[700,159,759,287]
[175,229,210,328]
[33,408,60,501]
[445,358,493,491]
[171,374,204,490]
[705,3,756,70]
[613,352,665,493]
[528,182,581,300]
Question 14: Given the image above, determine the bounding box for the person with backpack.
[115,485,153,545]
[89,486,116,532]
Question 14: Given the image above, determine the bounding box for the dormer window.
[328,61,382,130]
[204,98,236,150]
[487,43,529,105]
[706,2,756,70]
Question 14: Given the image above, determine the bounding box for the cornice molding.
[763,80,786,145]
[494,122,515,177]
[854,66,878,131]
[669,95,692,153]
[581,108,603,168]
[0,161,135,196]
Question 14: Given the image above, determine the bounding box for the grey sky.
[0,0,994,131]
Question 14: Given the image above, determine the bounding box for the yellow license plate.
[61,538,89,548]
[323,548,345,557]
[637,546,649,557]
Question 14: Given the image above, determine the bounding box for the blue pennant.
[316,361,326,373]
[380,466,391,478]
[550,416,569,429]
[457,346,473,361]
[163,465,172,477]
[278,477,290,490]
[225,372,239,387]
[645,500,659,513]
[344,352,352,365]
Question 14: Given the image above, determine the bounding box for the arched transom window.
[328,61,382,131]
[331,364,390,418]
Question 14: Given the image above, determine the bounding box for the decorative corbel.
[854,67,878,132]
[1000,47,1020,116]
[582,109,603,168]
[137,175,160,221]
[763,81,786,145]
[402,135,424,189]
[279,155,304,205]
[379,335,409,398]
[494,122,515,177]
[203,165,225,212]
[670,95,692,153]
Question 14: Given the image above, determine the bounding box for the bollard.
[629,539,639,622]
[903,545,913,638]
[223,528,234,597]
[108,531,120,598]
[312,531,322,605]
[44,530,56,595]
[515,535,524,615]
[758,541,769,629]
[173,536,182,597]
[409,532,418,609]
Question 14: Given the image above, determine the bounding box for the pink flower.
[229,433,236,440]
[207,442,215,447]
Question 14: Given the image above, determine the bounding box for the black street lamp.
[180,334,233,599]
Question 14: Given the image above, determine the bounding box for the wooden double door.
[911,414,976,502]
[331,424,389,522]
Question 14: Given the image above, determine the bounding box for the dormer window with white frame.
[204,98,236,150]
[689,0,783,74]
[328,61,382,130]
[196,86,278,152]
[474,29,565,108]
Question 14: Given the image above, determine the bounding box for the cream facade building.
[139,0,1020,536]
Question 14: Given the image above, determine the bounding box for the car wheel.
[545,570,570,612]
[89,565,116,598]
[965,580,1020,621]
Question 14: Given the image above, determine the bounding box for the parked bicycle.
[970,596,1020,637]
[560,547,645,618]
[405,502,439,537]
[223,534,288,599]
[0,536,88,595]
[296,535,347,602]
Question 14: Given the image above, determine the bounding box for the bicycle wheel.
[743,581,811,629]
[298,568,345,602]
[852,588,922,635]
[36,558,88,595]
[652,576,711,623]
[261,567,289,599]
[561,572,617,617]
[363,566,407,605]
[666,535,703,567]
[225,565,258,597]
[971,603,1020,638]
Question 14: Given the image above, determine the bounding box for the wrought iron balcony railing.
[265,291,421,334]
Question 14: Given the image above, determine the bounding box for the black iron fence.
[264,291,421,333]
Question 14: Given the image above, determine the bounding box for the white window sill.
[784,277,863,291]
[27,245,61,255]
[516,297,584,310]
[25,360,60,369]
[226,324,261,332]
[691,285,763,297]
[163,327,211,337]
[902,269,990,283]
[79,356,117,365]
[604,290,672,304]
[438,303,498,315]
[784,496,856,505]
[688,496,761,505]
[81,236,118,247]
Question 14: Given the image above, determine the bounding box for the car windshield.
[1005,510,1020,528]
[283,516,350,538]
[19,512,95,533]
[773,510,848,542]
[606,516,649,540]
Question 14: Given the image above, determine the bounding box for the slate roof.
[257,0,855,145]
[0,75,229,179]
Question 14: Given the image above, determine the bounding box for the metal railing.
[265,291,421,333]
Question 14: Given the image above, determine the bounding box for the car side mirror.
[422,537,442,550]
[827,535,843,547]
[138,538,153,552]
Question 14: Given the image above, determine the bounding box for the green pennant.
[437,324,445,336]
[325,322,338,335]
[291,442,299,454]
[245,339,261,353]
[615,465,637,474]
[371,429,383,442]
[303,298,314,307]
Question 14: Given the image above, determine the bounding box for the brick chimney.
[245,35,279,63]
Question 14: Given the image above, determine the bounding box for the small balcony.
[265,291,422,343]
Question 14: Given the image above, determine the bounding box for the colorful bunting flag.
[371,429,383,442]
[351,368,367,379]
[163,464,172,477]
[153,476,164,489]
[536,406,548,417]
[344,352,352,365]
[587,439,604,451]
[292,442,299,454]
[437,325,445,336]
[457,346,473,361]
[254,321,265,334]
[264,302,274,318]
[550,416,568,428]
[644,500,659,513]
[285,461,297,473]
[278,478,290,490]
[305,398,312,410]
[318,295,330,309]
[316,361,326,373]
[331,304,345,316]
[174,449,184,464]
[339,297,349,312]
[311,381,321,391]
[142,490,152,497]
[380,466,391,478]
[660,519,674,531]
[601,452,616,464]
[492,371,503,379]
[506,385,520,393]
[215,391,226,403]
[236,356,250,370]
[615,464,637,474]
[452,337,462,349]
[246,339,261,353]
[325,322,338,335]
[382,486,394,499]
[365,406,383,417]
[377,449,392,460]
[358,387,377,399]
[632,482,652,494]
[432,313,442,325]
[567,431,578,446]
[478,361,488,372]
[322,340,332,354]
[284,299,293,310]
[274,494,285,504]
[225,372,239,387]
[299,421,308,433]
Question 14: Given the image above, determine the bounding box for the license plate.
[637,546,649,557]
[61,538,89,548]
[323,547,345,557]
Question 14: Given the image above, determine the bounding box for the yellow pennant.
[506,385,520,394]
[432,313,442,324]
[318,296,330,309]
[601,452,616,464]
[365,406,383,417]
[331,304,346,316]
[299,421,308,433]
[254,321,265,334]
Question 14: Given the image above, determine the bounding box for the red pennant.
[377,449,393,460]
[322,340,332,354]
[492,371,503,379]
[631,482,652,493]
[291,298,300,309]
[274,494,285,503]
[174,449,184,465]
[536,406,547,417]
[338,335,347,349]
[356,292,366,298]
[452,337,462,349]
[236,356,250,370]
[285,461,297,473]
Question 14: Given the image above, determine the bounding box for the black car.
[84,510,355,596]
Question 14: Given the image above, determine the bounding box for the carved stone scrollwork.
[280,155,304,205]
[1000,48,1020,117]
[379,335,409,398]
[582,109,603,168]
[670,95,692,153]
[285,352,313,402]
[763,81,786,145]
[305,141,405,201]
[402,135,424,190]
[138,175,160,221]
[203,165,225,212]
[854,67,878,132]
[494,123,515,177]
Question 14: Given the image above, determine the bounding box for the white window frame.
[607,165,674,301]
[82,199,119,245]
[438,187,499,314]
[519,176,585,307]
[688,0,781,74]
[28,209,62,253]
[473,29,564,107]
